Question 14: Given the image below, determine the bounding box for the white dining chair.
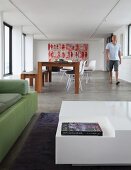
[59,60,73,80]
[84,60,96,84]
[66,60,86,92]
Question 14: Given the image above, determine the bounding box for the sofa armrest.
[0,80,28,95]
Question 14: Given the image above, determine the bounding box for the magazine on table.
[61,122,103,136]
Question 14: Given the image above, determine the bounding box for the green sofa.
[0,80,38,162]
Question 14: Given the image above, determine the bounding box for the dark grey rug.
[11,113,131,170]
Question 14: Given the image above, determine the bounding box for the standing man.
[106,35,122,85]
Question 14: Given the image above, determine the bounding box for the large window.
[4,22,12,75]
[128,24,131,56]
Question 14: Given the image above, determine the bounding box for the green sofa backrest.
[0,80,28,95]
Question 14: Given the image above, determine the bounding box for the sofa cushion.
[0,80,28,95]
[0,93,22,114]
[0,103,5,114]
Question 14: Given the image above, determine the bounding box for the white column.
[12,26,22,75]
[0,12,4,79]
[25,34,33,71]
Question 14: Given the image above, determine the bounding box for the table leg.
[35,75,38,91]
[74,63,79,94]
[42,72,45,86]
[37,62,43,92]
[21,74,25,79]
[49,66,52,82]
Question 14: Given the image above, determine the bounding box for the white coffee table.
[56,101,131,165]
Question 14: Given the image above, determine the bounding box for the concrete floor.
[1,71,131,169]
[38,71,131,113]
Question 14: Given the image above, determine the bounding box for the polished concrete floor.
[1,71,131,170]
[38,71,131,113]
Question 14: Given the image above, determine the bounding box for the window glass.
[4,23,12,75]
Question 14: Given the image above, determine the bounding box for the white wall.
[33,40,48,70]
[88,39,104,70]
[119,59,131,82]
[25,35,33,71]
[0,12,4,79]
[33,39,105,71]
[114,25,128,57]
[12,28,34,74]
[114,25,131,82]
[12,26,22,75]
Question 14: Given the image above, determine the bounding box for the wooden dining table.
[37,61,80,94]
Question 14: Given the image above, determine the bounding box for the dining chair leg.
[79,78,83,91]
[60,71,65,81]
[66,75,72,91]
[66,79,70,91]
[69,77,72,90]
[88,72,90,80]
[66,76,70,90]
[86,72,89,84]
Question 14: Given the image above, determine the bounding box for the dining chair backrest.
[88,60,96,71]
[80,60,86,75]
[79,60,84,73]
[67,60,72,62]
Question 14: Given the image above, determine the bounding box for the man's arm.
[106,49,110,62]
[118,50,122,64]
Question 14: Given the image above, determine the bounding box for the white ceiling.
[0,0,131,40]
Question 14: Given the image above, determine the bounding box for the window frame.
[128,24,131,56]
[3,22,12,76]
[22,33,26,72]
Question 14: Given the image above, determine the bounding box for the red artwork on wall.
[48,43,88,61]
